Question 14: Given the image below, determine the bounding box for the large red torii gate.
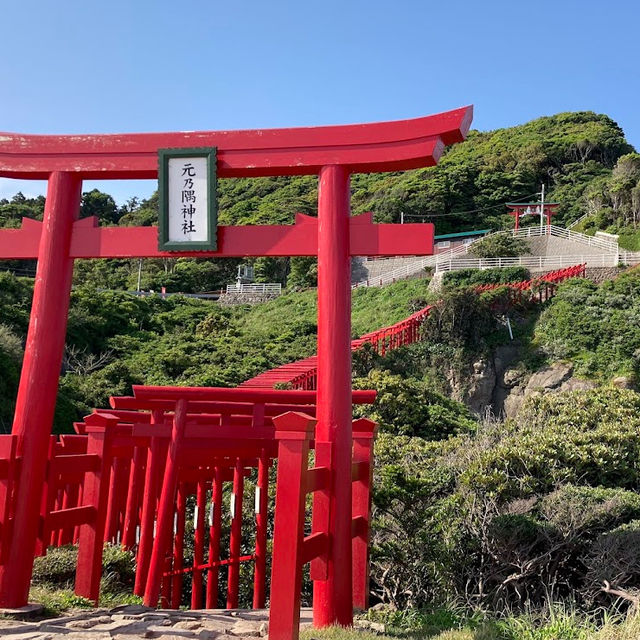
[0,106,472,619]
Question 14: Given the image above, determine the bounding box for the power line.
[402,191,542,219]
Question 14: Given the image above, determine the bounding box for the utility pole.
[400,211,404,224]
[137,258,143,292]
[539,183,545,231]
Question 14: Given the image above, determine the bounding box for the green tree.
[80,189,120,225]
[468,233,531,258]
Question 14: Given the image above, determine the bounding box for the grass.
[300,607,640,640]
[234,276,432,346]
[28,544,141,617]
[28,586,94,617]
[28,584,143,618]
[616,230,640,251]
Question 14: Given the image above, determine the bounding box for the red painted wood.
[0,436,18,564]
[123,445,147,549]
[144,399,188,607]
[351,419,377,611]
[310,441,332,582]
[0,107,472,179]
[301,532,329,565]
[171,484,187,609]
[75,416,118,604]
[104,457,123,543]
[191,478,207,609]
[37,437,58,555]
[0,214,434,260]
[46,505,95,531]
[0,172,82,607]
[205,466,224,609]
[130,386,375,405]
[134,410,166,597]
[226,458,244,609]
[252,451,269,609]
[268,412,315,640]
[314,164,353,628]
[0,106,474,612]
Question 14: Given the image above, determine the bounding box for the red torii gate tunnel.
[0,106,472,635]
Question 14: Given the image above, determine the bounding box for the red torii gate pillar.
[0,106,472,619]
[315,165,352,625]
[0,173,82,607]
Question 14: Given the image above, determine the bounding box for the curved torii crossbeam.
[0,106,471,178]
[0,106,473,625]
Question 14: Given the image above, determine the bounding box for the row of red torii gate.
[0,105,472,639]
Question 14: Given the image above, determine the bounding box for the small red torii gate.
[507,201,559,231]
[0,106,472,622]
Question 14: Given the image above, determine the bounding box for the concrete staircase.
[352,225,640,287]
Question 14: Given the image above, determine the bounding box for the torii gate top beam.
[0,106,472,179]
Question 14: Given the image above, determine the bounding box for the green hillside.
[0,111,635,293]
[3,111,640,631]
[0,273,433,432]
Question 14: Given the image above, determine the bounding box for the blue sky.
[1,0,638,204]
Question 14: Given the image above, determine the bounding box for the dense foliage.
[371,388,640,613]
[0,111,634,290]
[467,233,531,258]
[1,110,639,625]
[578,153,640,247]
[442,266,530,288]
[535,267,640,381]
[0,273,434,432]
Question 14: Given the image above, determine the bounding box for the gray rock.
[612,376,636,389]
[354,619,386,633]
[525,363,573,391]
[502,367,525,389]
[559,378,597,392]
[110,604,153,615]
[68,615,112,629]
[174,620,203,630]
[466,359,496,414]
[229,620,265,637]
[494,345,520,376]
[503,387,526,418]
[54,633,112,640]
[0,603,44,620]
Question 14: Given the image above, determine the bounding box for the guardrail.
[225,283,282,295]
[567,212,592,230]
[474,264,587,305]
[434,253,628,272]
[352,224,623,288]
[244,263,589,390]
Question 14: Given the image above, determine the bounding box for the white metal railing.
[512,225,620,252]
[567,212,592,230]
[352,224,625,288]
[434,253,640,273]
[225,283,282,295]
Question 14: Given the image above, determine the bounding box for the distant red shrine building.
[0,106,472,636]
[507,201,559,230]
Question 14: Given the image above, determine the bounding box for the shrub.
[32,544,136,593]
[461,389,640,500]
[468,234,531,258]
[536,268,640,380]
[583,520,640,607]
[354,370,476,439]
[443,266,530,289]
[369,389,640,612]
